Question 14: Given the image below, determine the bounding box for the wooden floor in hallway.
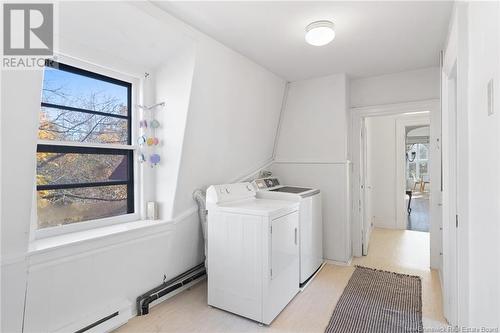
[407,191,430,232]
[115,228,447,333]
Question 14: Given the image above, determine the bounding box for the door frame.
[441,2,470,325]
[442,62,459,325]
[360,118,371,255]
[349,99,440,259]
[395,117,430,230]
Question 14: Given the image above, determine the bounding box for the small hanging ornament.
[146,137,159,146]
[137,136,146,145]
[150,153,160,167]
[150,119,160,129]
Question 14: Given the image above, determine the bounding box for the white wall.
[1,70,43,333]
[272,74,351,263]
[270,163,351,263]
[172,37,285,216]
[154,44,197,220]
[274,74,348,162]
[465,1,500,327]
[0,2,287,332]
[350,67,440,108]
[3,3,205,332]
[23,213,202,333]
[442,2,500,326]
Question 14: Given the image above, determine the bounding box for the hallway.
[407,191,430,232]
[116,228,447,332]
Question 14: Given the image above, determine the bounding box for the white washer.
[253,178,323,286]
[206,182,300,325]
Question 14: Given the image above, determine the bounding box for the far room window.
[406,143,429,181]
[36,60,134,230]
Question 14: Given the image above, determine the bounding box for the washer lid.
[270,186,312,194]
[212,198,298,217]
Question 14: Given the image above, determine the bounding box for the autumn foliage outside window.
[37,61,134,229]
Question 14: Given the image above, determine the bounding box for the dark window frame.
[37,60,134,222]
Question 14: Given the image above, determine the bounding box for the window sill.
[28,219,174,264]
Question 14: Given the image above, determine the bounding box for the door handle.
[294,228,298,245]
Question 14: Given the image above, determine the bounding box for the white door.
[361,118,372,255]
[442,66,459,325]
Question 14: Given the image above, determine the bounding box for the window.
[37,60,134,230]
[406,143,429,181]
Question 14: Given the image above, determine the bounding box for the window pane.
[37,62,133,230]
[419,161,428,176]
[37,152,128,186]
[419,144,428,160]
[37,185,127,229]
[39,107,128,144]
[42,67,128,116]
[408,162,417,178]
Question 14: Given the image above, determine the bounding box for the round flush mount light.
[305,20,335,46]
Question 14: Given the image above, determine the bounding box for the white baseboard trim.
[300,262,327,291]
[52,300,131,333]
[324,258,353,266]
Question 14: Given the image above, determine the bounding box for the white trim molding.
[28,206,198,267]
[273,160,349,165]
[349,99,440,258]
[395,116,431,230]
[351,99,439,116]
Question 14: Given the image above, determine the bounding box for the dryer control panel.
[254,177,280,190]
[206,182,255,204]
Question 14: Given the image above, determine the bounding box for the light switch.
[487,78,494,116]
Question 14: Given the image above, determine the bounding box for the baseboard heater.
[136,263,206,316]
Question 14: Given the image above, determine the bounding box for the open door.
[360,118,372,255]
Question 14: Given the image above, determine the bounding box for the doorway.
[405,126,431,232]
[350,100,441,267]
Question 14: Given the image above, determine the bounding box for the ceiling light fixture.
[305,20,335,46]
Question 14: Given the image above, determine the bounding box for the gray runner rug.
[325,266,423,333]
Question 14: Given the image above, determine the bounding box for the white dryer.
[206,182,300,325]
[253,178,323,287]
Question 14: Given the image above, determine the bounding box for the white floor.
[115,228,447,333]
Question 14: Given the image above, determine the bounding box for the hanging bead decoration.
[137,86,165,167]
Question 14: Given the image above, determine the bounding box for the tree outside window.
[37,61,134,230]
